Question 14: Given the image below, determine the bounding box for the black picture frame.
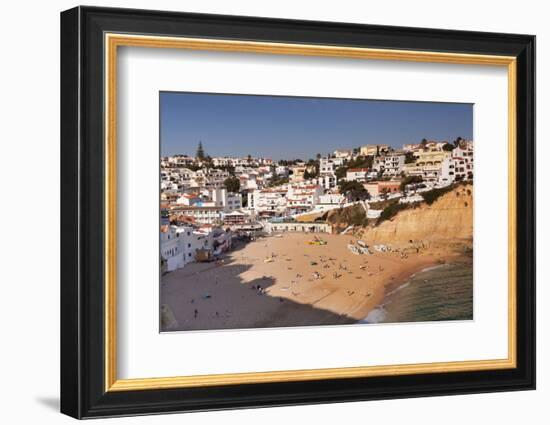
[61,5,536,419]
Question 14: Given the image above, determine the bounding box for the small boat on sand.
[347,244,360,255]
[358,246,372,255]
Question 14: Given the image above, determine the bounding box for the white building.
[330,157,345,167]
[318,158,338,189]
[264,221,332,234]
[439,157,456,185]
[161,223,234,272]
[160,225,185,272]
[211,188,242,212]
[373,153,406,176]
[211,157,235,167]
[192,168,230,188]
[166,155,195,167]
[248,188,288,216]
[346,168,370,182]
[171,205,224,224]
[319,193,345,205]
[451,143,474,181]
[317,173,338,190]
[275,165,289,177]
[238,173,259,190]
[286,184,323,214]
[175,225,207,265]
[161,181,179,192]
[161,224,206,271]
[319,158,336,174]
[333,149,353,160]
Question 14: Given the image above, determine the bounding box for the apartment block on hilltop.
[403,150,451,182]
[372,153,405,176]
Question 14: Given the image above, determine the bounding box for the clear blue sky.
[160,92,473,160]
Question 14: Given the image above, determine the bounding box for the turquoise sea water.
[361,262,473,324]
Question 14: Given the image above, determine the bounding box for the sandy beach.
[160,232,465,331]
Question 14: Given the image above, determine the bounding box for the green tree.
[420,138,428,149]
[335,166,348,179]
[268,175,289,187]
[377,201,410,225]
[196,141,205,160]
[339,180,371,202]
[442,142,455,151]
[399,175,423,191]
[223,176,240,193]
[404,151,416,164]
[421,185,456,205]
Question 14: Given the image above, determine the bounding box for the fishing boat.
[358,246,372,255]
[347,244,361,255]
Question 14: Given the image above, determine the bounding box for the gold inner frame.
[104,33,517,392]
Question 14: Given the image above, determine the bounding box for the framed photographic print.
[60,6,536,419]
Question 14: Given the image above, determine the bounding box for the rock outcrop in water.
[359,184,473,246]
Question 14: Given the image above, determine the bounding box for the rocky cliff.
[359,184,473,246]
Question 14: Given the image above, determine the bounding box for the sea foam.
[360,306,387,324]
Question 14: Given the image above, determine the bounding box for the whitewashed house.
[345,168,370,182]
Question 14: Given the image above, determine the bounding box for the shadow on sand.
[160,242,356,332]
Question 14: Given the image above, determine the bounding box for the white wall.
[0,1,546,424]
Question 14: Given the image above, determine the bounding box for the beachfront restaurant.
[264,220,332,234]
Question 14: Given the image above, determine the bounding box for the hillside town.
[160,138,473,273]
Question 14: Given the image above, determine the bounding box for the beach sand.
[160,232,463,331]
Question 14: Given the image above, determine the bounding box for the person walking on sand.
[194,309,198,318]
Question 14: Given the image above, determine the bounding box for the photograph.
[56,4,536,419]
[159,92,474,332]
